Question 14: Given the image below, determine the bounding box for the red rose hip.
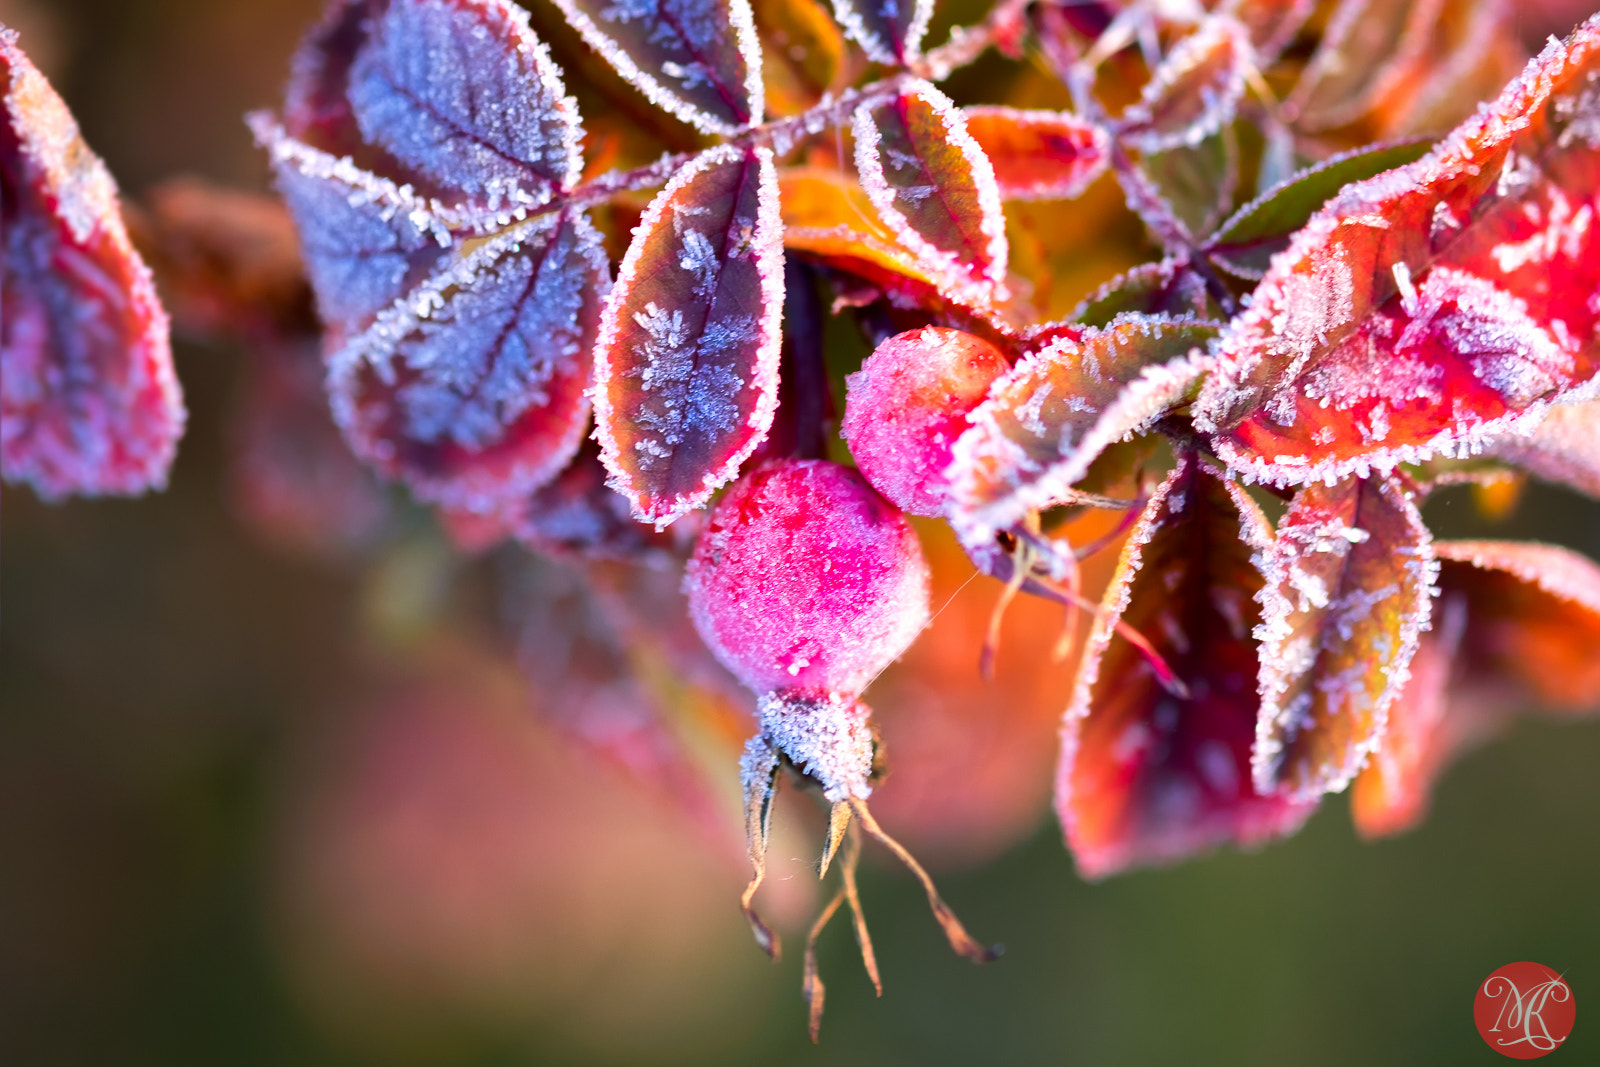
[842,326,1009,517]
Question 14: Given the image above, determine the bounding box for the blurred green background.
[4,0,1600,1063]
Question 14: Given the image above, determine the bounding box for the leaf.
[1206,138,1434,280]
[1486,400,1600,498]
[948,314,1217,545]
[1137,124,1238,240]
[1196,18,1600,487]
[1286,0,1447,133]
[1433,539,1600,710]
[961,107,1109,202]
[550,0,765,135]
[1119,16,1249,154]
[511,438,678,563]
[1352,538,1600,836]
[250,115,449,336]
[1071,256,1214,327]
[285,0,583,209]
[853,80,1009,305]
[592,145,785,527]
[1059,453,1316,878]
[1251,475,1436,800]
[1219,0,1313,65]
[328,207,609,512]
[1,28,185,499]
[829,0,933,66]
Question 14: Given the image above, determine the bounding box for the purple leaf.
[550,0,765,135]
[1,28,185,498]
[830,0,933,66]
[593,146,785,527]
[328,207,610,512]
[285,0,582,210]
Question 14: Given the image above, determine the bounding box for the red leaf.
[829,0,932,66]
[1252,475,1436,800]
[1351,538,1600,837]
[550,0,765,134]
[853,80,1009,305]
[1198,17,1600,487]
[960,106,1109,202]
[1059,453,1315,878]
[948,314,1217,546]
[329,207,608,512]
[592,145,785,527]
[284,0,583,209]
[1486,399,1600,498]
[1119,16,1249,154]
[1433,539,1600,711]
[1,29,185,499]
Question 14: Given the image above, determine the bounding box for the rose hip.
[842,327,1009,517]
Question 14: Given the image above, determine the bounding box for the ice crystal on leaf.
[1198,16,1600,487]
[1485,398,1600,497]
[1251,474,1436,800]
[592,145,785,527]
[853,81,1009,306]
[551,0,765,134]
[1119,16,1249,155]
[330,208,608,512]
[1,28,185,499]
[949,314,1218,546]
[829,0,933,67]
[1060,454,1316,879]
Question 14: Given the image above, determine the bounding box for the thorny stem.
[848,797,1002,964]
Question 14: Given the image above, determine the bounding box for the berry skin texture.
[685,459,931,696]
[842,326,1010,517]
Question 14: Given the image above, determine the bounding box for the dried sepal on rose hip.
[686,459,996,1040]
[842,326,1010,518]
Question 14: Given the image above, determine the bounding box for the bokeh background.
[4,0,1600,1063]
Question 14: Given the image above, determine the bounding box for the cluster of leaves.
[6,0,1600,1041]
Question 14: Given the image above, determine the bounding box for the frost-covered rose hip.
[842,327,1009,517]
[688,459,994,1030]
[685,459,930,694]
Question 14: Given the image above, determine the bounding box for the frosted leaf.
[1197,16,1600,488]
[1207,137,1434,280]
[1251,475,1436,801]
[285,0,582,208]
[511,438,677,563]
[1286,0,1447,133]
[948,314,1218,547]
[1432,539,1600,710]
[1486,399,1600,498]
[592,146,785,527]
[961,106,1110,202]
[250,114,447,334]
[2,28,185,499]
[853,81,1009,307]
[1219,0,1312,65]
[1058,453,1316,879]
[1135,124,1238,241]
[551,0,765,135]
[1071,256,1215,327]
[327,208,609,512]
[829,0,933,66]
[1120,16,1249,155]
[684,459,930,696]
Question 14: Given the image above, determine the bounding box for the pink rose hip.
[685,459,930,695]
[842,327,1010,517]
